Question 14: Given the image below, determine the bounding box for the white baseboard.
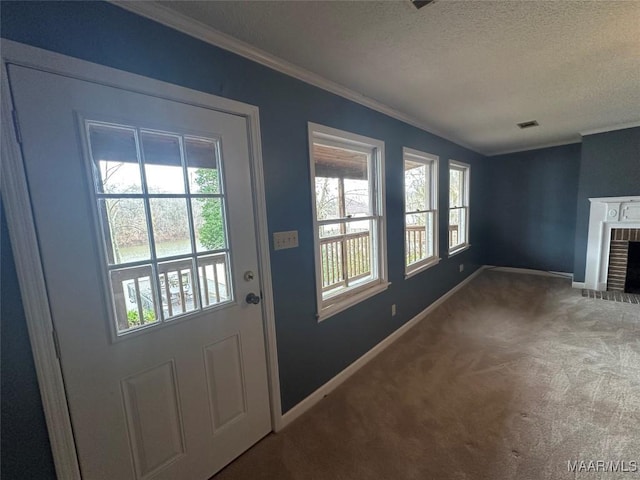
[278,266,486,430]
[572,281,586,289]
[485,266,573,279]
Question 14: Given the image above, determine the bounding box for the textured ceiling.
[157,1,640,155]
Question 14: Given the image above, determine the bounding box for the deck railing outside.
[320,231,371,291]
[319,225,461,290]
[449,224,459,248]
[119,253,230,330]
[405,225,427,265]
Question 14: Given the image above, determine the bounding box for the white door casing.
[1,40,281,479]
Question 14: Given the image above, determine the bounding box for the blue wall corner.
[483,143,582,273]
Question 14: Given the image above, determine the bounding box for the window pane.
[315,177,340,220]
[313,143,369,220]
[344,178,370,217]
[449,208,464,248]
[186,137,220,194]
[142,132,185,194]
[149,198,192,258]
[192,198,227,252]
[345,218,370,235]
[318,220,374,296]
[318,222,345,292]
[110,265,159,334]
[198,254,232,307]
[404,160,428,212]
[98,198,150,265]
[450,168,463,207]
[158,259,197,319]
[319,222,342,238]
[344,220,372,284]
[406,212,434,266]
[88,123,142,194]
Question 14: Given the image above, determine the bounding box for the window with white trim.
[309,123,387,320]
[449,160,470,254]
[404,148,439,275]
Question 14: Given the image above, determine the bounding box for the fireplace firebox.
[626,242,640,294]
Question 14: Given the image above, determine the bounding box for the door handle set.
[245,293,261,305]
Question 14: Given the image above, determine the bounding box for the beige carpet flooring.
[214,271,640,480]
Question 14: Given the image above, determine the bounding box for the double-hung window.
[448,160,470,254]
[309,123,387,320]
[404,148,439,276]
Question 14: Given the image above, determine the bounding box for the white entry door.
[8,64,272,479]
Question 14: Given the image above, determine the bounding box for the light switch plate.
[273,230,299,250]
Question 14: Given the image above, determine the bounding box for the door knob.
[246,293,261,305]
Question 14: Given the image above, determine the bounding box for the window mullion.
[135,127,163,322]
[317,216,376,226]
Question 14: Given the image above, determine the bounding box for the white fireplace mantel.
[583,196,640,291]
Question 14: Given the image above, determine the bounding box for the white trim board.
[1,39,282,475]
[485,266,573,278]
[485,267,585,290]
[1,60,82,480]
[111,1,476,153]
[279,266,486,429]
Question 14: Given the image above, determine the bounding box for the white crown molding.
[580,120,640,137]
[486,137,581,157]
[110,1,478,154]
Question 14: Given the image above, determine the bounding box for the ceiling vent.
[517,120,539,129]
[412,0,435,9]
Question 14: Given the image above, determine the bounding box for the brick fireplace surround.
[607,228,640,292]
[582,196,640,291]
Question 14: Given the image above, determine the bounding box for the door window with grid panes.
[404,148,439,275]
[87,121,233,334]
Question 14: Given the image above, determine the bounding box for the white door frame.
[1,39,282,480]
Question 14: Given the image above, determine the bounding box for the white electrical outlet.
[391,304,397,316]
[273,230,299,250]
[459,264,464,272]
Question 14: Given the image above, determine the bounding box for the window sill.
[448,243,471,257]
[317,281,390,322]
[405,257,441,279]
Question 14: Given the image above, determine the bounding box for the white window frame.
[308,122,388,321]
[448,159,471,256]
[403,147,440,278]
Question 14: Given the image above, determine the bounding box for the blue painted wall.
[1,202,57,478]
[573,127,640,282]
[482,143,581,273]
[1,4,484,472]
